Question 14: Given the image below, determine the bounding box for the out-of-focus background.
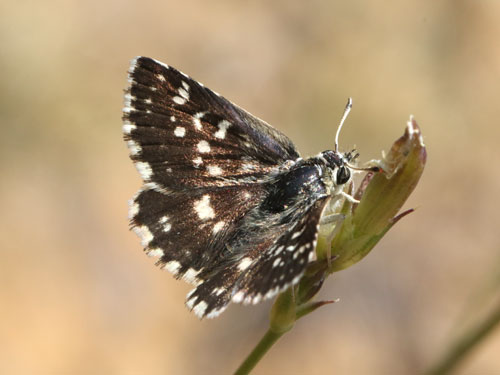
[2,1,500,374]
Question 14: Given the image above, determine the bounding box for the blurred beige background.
[1,0,500,374]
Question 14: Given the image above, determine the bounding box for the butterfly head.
[318,98,357,186]
[321,150,358,185]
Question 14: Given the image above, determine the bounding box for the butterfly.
[123,57,370,318]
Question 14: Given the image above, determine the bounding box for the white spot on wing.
[212,287,225,296]
[174,126,186,137]
[232,291,245,303]
[238,257,253,271]
[173,96,186,105]
[193,112,205,130]
[274,245,284,255]
[193,156,203,168]
[197,140,211,153]
[207,165,223,176]
[273,257,282,268]
[127,140,141,156]
[264,287,280,300]
[124,93,135,107]
[291,228,305,239]
[170,116,176,122]
[193,301,208,317]
[163,260,181,274]
[182,268,200,284]
[212,221,225,234]
[186,295,197,309]
[122,121,136,134]
[193,194,215,220]
[147,248,164,257]
[129,56,139,72]
[174,82,190,104]
[159,216,172,232]
[156,73,166,82]
[252,295,262,305]
[133,225,153,247]
[214,120,231,139]
[135,162,152,180]
[128,200,139,219]
[178,87,189,100]
[206,306,226,319]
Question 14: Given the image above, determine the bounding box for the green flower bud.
[324,116,427,272]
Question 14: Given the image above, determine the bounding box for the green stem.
[234,328,284,375]
[426,301,500,375]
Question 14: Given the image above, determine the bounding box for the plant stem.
[234,328,284,375]
[426,301,500,375]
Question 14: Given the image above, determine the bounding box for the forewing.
[123,56,300,190]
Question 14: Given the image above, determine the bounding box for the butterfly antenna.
[335,97,353,152]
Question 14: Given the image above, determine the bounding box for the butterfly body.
[124,57,355,318]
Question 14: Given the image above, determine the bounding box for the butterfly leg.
[340,191,360,204]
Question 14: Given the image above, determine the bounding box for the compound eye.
[336,166,351,185]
